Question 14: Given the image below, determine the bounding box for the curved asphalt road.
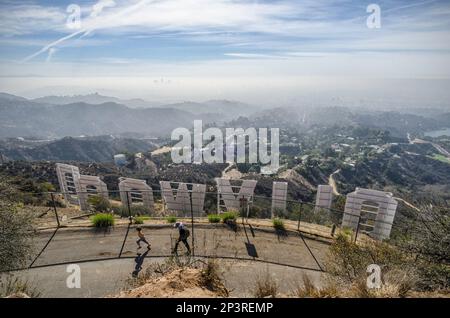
[4,224,330,297]
[30,224,329,270]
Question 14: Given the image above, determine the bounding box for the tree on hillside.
[398,205,450,290]
[0,179,35,271]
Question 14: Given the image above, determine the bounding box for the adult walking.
[173,222,191,255]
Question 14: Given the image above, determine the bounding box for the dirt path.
[278,169,315,190]
[328,169,341,195]
[394,197,420,211]
[151,146,172,156]
[221,162,242,179]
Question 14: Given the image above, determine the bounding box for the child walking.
[136,227,151,250]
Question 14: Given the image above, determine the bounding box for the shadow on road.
[132,248,151,277]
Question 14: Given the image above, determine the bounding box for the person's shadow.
[132,248,150,277]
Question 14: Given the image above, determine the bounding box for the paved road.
[30,224,329,271]
[412,137,450,158]
[2,223,331,297]
[7,258,326,298]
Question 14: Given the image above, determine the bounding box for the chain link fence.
[6,187,411,272]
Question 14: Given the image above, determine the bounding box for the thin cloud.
[8,0,450,61]
[21,0,154,63]
[46,47,57,63]
[224,53,287,59]
[0,0,446,83]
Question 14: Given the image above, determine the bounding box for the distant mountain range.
[160,100,257,117]
[1,92,449,140]
[31,92,160,108]
[233,106,450,138]
[0,92,257,138]
[0,135,157,162]
[30,93,258,116]
[0,92,29,102]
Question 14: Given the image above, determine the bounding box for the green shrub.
[87,195,111,212]
[134,216,145,224]
[272,207,288,219]
[327,233,410,283]
[272,218,285,231]
[208,214,221,223]
[91,213,115,228]
[323,233,419,297]
[0,193,35,271]
[341,227,354,240]
[167,216,177,223]
[221,211,238,223]
[248,205,264,218]
[112,206,128,217]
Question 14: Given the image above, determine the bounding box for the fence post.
[354,215,361,243]
[240,196,247,223]
[126,190,132,223]
[51,192,60,228]
[189,190,195,257]
[246,196,250,219]
[118,191,133,258]
[217,190,220,214]
[297,203,302,232]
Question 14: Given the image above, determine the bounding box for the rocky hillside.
[0,136,157,162]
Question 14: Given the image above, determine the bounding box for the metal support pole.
[119,191,132,258]
[246,197,250,219]
[354,215,361,243]
[297,203,302,232]
[51,193,60,228]
[217,191,220,214]
[126,190,132,223]
[240,196,246,224]
[189,190,195,257]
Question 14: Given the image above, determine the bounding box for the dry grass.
[126,256,178,289]
[291,272,419,298]
[120,257,229,298]
[200,259,228,295]
[290,232,422,298]
[0,275,40,298]
[253,270,278,298]
[200,259,229,297]
[292,274,339,298]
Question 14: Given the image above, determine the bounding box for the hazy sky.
[0,0,449,106]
